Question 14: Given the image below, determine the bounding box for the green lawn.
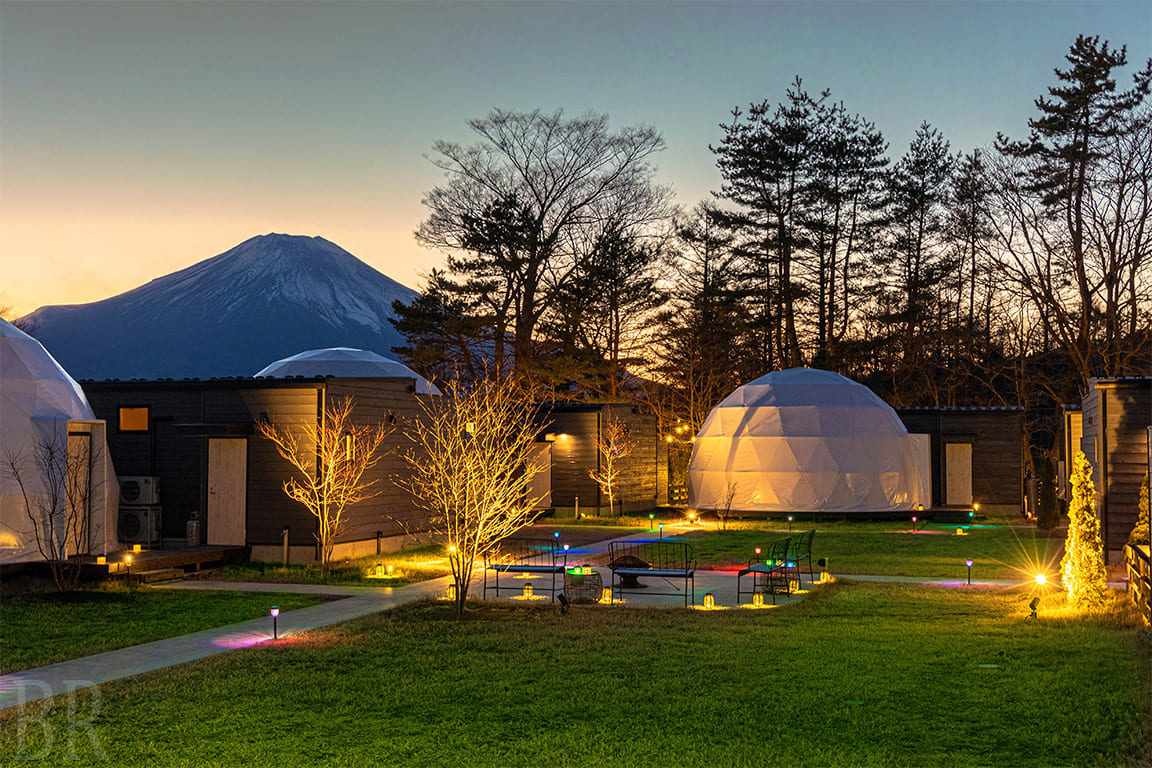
[679,519,1063,581]
[3,582,1148,767]
[0,586,326,673]
[222,544,453,586]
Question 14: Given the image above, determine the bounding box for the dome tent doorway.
[688,368,929,513]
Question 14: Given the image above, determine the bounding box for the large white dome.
[688,368,927,513]
[254,347,441,395]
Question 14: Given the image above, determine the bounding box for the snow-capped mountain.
[23,234,418,380]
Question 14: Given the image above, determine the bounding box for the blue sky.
[2,0,1149,315]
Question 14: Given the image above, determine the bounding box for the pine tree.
[1061,450,1108,606]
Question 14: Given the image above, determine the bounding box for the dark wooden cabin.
[1079,377,1151,560]
[82,376,431,562]
[895,408,1025,514]
[544,403,667,516]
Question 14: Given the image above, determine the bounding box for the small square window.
[119,407,149,432]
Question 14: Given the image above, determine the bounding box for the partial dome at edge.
[254,347,441,395]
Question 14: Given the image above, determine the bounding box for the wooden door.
[207,438,247,545]
[945,442,973,506]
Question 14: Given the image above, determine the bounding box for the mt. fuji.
[23,234,418,380]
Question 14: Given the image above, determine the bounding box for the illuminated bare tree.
[715,480,739,531]
[399,375,547,615]
[4,428,97,591]
[589,410,635,517]
[259,397,390,571]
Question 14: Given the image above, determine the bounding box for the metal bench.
[787,529,815,586]
[607,540,696,606]
[737,536,792,604]
[483,538,568,601]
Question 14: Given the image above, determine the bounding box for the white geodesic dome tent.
[1,319,118,563]
[688,368,929,513]
[254,347,441,395]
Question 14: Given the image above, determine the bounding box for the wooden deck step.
[129,568,185,584]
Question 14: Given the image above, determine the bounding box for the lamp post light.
[125,554,132,581]
[658,522,664,539]
[649,513,655,531]
[271,606,280,640]
[912,515,919,533]
[787,515,793,531]
[966,558,973,585]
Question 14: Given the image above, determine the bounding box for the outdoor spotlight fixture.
[966,559,974,585]
[1029,596,1040,618]
[270,606,280,640]
[558,593,569,614]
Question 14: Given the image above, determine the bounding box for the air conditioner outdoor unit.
[118,505,161,546]
[119,476,160,506]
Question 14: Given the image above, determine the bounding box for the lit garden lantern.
[601,587,613,604]
[787,515,793,530]
[375,562,384,577]
[966,558,974,585]
[387,564,394,575]
[752,591,765,607]
[703,592,715,609]
[912,515,919,533]
[270,606,280,640]
[658,522,664,539]
[447,583,456,601]
[649,513,655,530]
[755,546,762,556]
[523,583,533,599]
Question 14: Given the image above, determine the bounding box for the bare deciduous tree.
[259,397,390,571]
[588,410,635,517]
[4,427,97,591]
[399,375,547,615]
[715,480,739,531]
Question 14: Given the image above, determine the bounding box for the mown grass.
[222,544,452,586]
[680,518,1064,581]
[0,585,326,673]
[3,581,1148,767]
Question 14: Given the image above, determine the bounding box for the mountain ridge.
[24,234,417,380]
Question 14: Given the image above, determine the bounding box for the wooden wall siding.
[609,406,659,512]
[896,410,1024,510]
[86,389,205,538]
[1098,382,1151,552]
[548,411,601,508]
[941,411,1023,509]
[326,381,433,542]
[1080,386,1102,503]
[204,387,320,547]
